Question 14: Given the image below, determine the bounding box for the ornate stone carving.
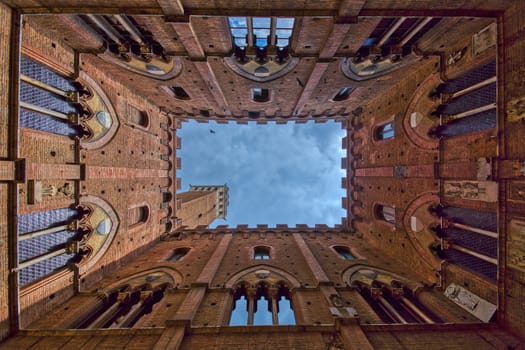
[443,180,497,202]
[444,283,496,322]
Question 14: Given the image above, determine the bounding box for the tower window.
[333,246,354,260]
[127,205,149,227]
[170,86,190,100]
[375,121,395,140]
[228,17,295,49]
[376,205,396,224]
[332,87,354,101]
[128,105,149,128]
[253,88,270,103]
[254,246,270,260]
[169,247,190,262]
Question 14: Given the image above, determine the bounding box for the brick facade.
[0,1,524,349]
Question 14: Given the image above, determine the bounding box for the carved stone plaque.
[508,220,525,273]
[443,180,497,202]
[444,283,496,322]
[472,22,496,56]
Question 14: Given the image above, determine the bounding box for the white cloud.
[179,120,346,227]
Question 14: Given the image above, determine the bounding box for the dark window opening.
[375,121,394,140]
[333,87,354,101]
[253,88,270,102]
[254,246,270,260]
[376,205,396,224]
[334,246,354,260]
[170,86,190,100]
[169,247,190,262]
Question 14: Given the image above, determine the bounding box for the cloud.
[178,120,346,227]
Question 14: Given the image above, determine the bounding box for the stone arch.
[77,195,120,275]
[402,193,442,272]
[402,72,441,150]
[225,264,301,289]
[78,72,120,150]
[102,267,182,293]
[224,56,299,82]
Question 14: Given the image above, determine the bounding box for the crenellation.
[1,1,524,348]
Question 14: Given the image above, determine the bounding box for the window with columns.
[430,205,498,281]
[429,60,496,138]
[229,282,296,326]
[19,56,82,137]
[17,207,83,286]
[351,269,440,324]
[72,284,168,329]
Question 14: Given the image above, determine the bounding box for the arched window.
[170,86,190,100]
[254,246,270,260]
[332,87,354,101]
[333,246,354,260]
[351,270,440,324]
[17,207,81,286]
[74,283,169,329]
[375,121,395,140]
[376,205,396,224]
[127,205,149,227]
[229,282,295,326]
[169,247,190,262]
[252,88,270,102]
[230,284,249,325]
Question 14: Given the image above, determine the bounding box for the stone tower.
[176,185,229,228]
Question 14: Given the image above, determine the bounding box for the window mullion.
[270,17,277,46]
[269,287,279,325]
[247,288,256,325]
[247,17,254,47]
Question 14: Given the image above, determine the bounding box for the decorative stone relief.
[507,96,525,122]
[443,180,497,202]
[444,283,496,322]
[476,157,492,181]
[27,180,74,204]
[446,47,467,66]
[472,22,497,56]
[508,220,525,273]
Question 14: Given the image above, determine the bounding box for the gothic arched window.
[333,246,354,260]
[229,282,295,326]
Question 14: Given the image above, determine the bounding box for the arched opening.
[170,86,190,100]
[333,87,354,101]
[333,246,354,260]
[128,105,149,128]
[168,247,190,262]
[376,204,396,224]
[127,205,149,227]
[375,121,395,140]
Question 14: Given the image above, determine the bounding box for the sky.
[177,119,346,228]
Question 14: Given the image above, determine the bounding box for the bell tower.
[175,184,229,228]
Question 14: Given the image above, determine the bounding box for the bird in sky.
[209,129,216,134]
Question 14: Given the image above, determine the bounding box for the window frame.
[253,246,271,260]
[375,204,396,225]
